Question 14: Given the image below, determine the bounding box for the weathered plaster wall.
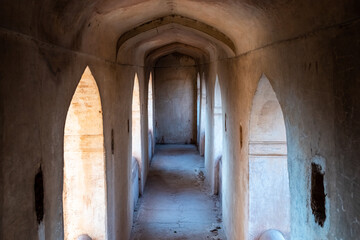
[216,20,360,240]
[332,22,360,239]
[154,53,197,144]
[0,28,143,240]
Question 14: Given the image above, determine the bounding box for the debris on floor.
[130,145,226,239]
[197,170,205,181]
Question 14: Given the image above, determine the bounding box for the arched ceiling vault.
[117,24,227,66]
[116,15,236,57]
[80,0,266,61]
[145,43,209,67]
[12,0,349,65]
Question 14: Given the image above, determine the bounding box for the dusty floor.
[130,145,226,240]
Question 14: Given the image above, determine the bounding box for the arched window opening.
[63,67,106,240]
[132,73,142,205]
[199,73,207,156]
[248,75,290,239]
[148,73,154,161]
[213,75,223,195]
[132,74,142,164]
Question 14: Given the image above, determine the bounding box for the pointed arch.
[213,75,223,159]
[248,74,290,239]
[213,75,223,194]
[148,72,154,161]
[131,73,142,212]
[132,73,142,164]
[148,73,154,134]
[63,67,107,240]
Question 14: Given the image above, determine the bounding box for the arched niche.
[148,73,154,161]
[213,75,223,194]
[63,66,107,240]
[248,74,290,239]
[199,73,207,156]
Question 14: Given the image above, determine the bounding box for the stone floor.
[130,144,226,240]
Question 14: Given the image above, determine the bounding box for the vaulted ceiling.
[2,0,355,66]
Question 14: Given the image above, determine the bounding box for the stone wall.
[154,53,197,144]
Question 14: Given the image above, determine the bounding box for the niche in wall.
[34,167,44,224]
[63,67,106,240]
[311,163,326,227]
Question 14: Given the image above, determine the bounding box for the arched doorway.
[63,67,107,240]
[248,74,290,239]
[213,75,223,195]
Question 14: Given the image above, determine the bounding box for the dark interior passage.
[130,145,225,239]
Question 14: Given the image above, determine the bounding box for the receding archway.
[63,67,107,240]
[213,75,223,195]
[248,74,290,239]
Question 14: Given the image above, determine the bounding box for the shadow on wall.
[248,75,290,240]
[214,156,222,197]
[131,157,141,212]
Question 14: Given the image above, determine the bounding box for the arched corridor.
[1,1,360,240]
